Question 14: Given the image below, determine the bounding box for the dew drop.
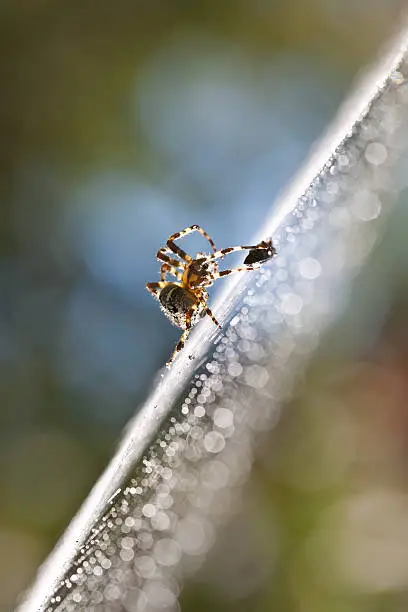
[134,555,156,579]
[213,407,234,428]
[228,362,243,377]
[204,431,226,453]
[299,257,322,280]
[280,293,303,315]
[365,142,387,165]
[142,503,156,518]
[352,193,381,221]
[244,365,269,389]
[154,538,182,567]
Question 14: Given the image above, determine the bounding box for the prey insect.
[146,225,276,367]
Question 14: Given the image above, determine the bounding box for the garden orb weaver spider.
[147,225,276,367]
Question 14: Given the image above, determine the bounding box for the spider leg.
[168,224,217,252]
[146,281,170,296]
[166,307,195,367]
[156,249,184,269]
[193,288,221,329]
[165,240,192,262]
[204,240,276,262]
[203,303,222,330]
[160,263,183,282]
[208,264,260,282]
[165,224,218,262]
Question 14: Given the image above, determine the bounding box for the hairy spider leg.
[204,240,275,262]
[203,264,260,285]
[146,281,179,296]
[192,287,222,329]
[168,224,217,253]
[156,249,184,268]
[166,307,196,367]
[160,263,183,282]
[163,241,191,262]
[165,297,222,367]
[164,224,218,263]
[203,303,222,329]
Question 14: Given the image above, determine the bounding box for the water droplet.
[120,548,134,562]
[280,293,303,315]
[194,405,206,418]
[121,536,135,549]
[299,257,322,280]
[134,555,156,578]
[365,142,387,165]
[176,516,212,555]
[123,587,147,612]
[143,582,176,608]
[391,70,404,85]
[244,365,269,388]
[338,154,349,167]
[154,538,182,566]
[142,503,156,518]
[151,511,171,531]
[227,362,243,377]
[104,583,121,601]
[200,460,230,490]
[213,407,234,428]
[352,192,381,221]
[204,431,226,453]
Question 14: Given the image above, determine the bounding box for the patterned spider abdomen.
[159,283,204,329]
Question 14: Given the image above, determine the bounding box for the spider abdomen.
[159,284,203,329]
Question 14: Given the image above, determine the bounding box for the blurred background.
[2,1,408,610]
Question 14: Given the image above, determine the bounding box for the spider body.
[158,283,206,329]
[182,257,218,289]
[147,225,275,367]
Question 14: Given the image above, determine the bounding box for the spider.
[147,225,276,367]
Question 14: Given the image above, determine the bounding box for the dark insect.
[147,225,276,367]
[244,239,276,265]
